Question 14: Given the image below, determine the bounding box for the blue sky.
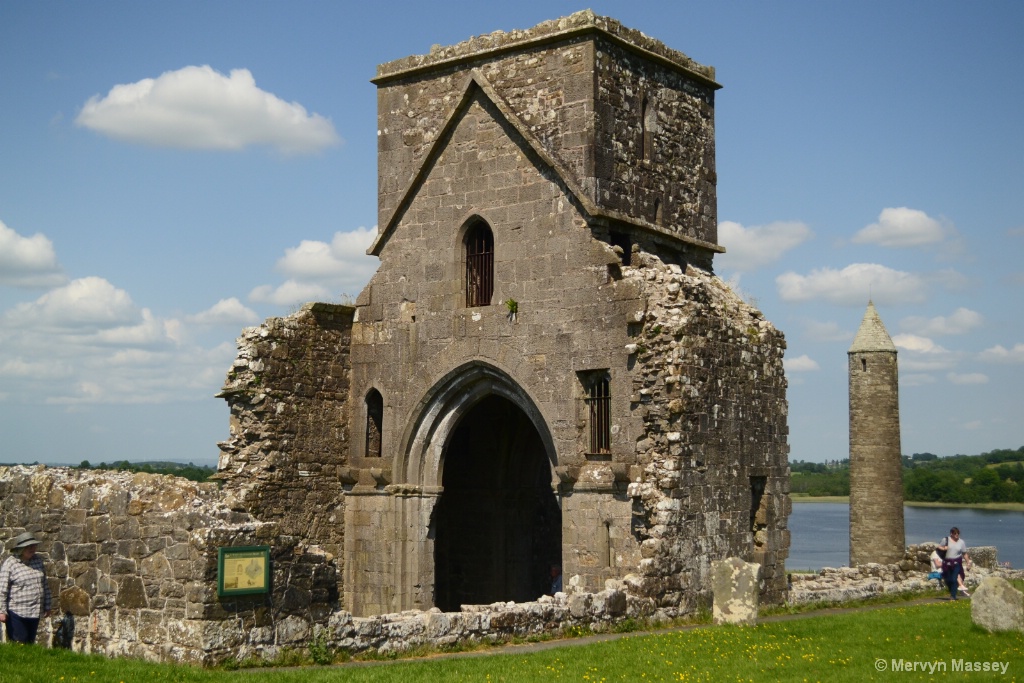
[1,1,1022,466]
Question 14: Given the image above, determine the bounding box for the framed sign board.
[217,546,270,597]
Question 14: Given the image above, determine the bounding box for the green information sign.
[217,546,270,597]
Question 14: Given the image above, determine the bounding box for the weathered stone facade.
[0,12,793,663]
[0,465,337,663]
[848,302,905,565]
[301,11,789,618]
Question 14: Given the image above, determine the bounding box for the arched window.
[465,220,494,307]
[365,389,383,458]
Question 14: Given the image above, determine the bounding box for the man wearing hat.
[0,531,52,644]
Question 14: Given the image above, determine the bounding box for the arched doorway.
[432,394,561,611]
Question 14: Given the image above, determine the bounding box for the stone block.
[115,576,149,609]
[971,577,1024,633]
[65,543,98,562]
[711,557,760,626]
[969,546,998,569]
[59,586,91,616]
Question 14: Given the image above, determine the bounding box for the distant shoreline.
[791,495,1024,512]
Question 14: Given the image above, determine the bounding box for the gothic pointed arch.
[396,361,558,488]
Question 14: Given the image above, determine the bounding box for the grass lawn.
[1,598,1021,682]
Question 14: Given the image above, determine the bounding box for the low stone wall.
[243,584,654,661]
[789,543,1022,605]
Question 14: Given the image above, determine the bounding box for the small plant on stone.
[562,623,593,638]
[612,617,643,633]
[308,627,333,665]
[505,298,518,322]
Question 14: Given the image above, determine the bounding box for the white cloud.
[0,220,67,288]
[784,355,819,372]
[75,65,340,154]
[979,343,1024,363]
[187,298,259,326]
[92,309,179,348]
[900,308,983,336]
[776,263,928,305]
[0,271,234,406]
[892,334,959,372]
[852,207,945,248]
[250,227,379,306]
[249,280,332,307]
[892,334,946,354]
[3,277,139,331]
[716,220,812,273]
[276,227,378,288]
[0,358,73,380]
[947,372,988,385]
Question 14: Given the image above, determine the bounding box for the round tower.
[848,301,905,566]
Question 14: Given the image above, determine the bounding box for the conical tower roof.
[848,301,897,353]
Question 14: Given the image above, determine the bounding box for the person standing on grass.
[0,532,52,643]
[937,527,970,600]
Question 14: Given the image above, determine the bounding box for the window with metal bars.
[365,389,383,458]
[583,374,611,455]
[465,221,494,307]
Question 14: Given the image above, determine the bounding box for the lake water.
[787,503,1023,570]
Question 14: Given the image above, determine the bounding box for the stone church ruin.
[0,12,790,663]
[216,9,791,617]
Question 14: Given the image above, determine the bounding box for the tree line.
[76,459,216,483]
[790,446,1024,503]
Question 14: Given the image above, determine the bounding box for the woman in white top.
[937,527,970,600]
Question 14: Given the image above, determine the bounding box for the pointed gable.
[368,71,596,257]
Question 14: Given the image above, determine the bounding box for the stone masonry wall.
[0,465,662,664]
[621,255,790,613]
[374,10,719,246]
[0,465,337,664]
[848,348,904,566]
[215,302,354,564]
[593,40,717,244]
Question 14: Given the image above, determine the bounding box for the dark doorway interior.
[433,395,561,611]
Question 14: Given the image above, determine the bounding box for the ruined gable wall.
[624,256,790,609]
[216,302,353,559]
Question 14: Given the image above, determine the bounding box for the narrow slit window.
[365,389,383,458]
[465,221,494,307]
[584,374,611,455]
[641,93,656,161]
[750,476,767,532]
